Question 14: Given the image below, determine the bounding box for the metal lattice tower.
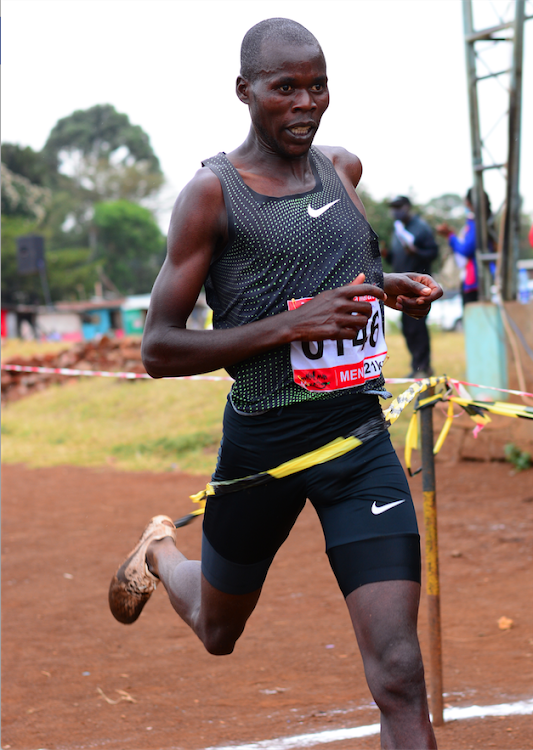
[463,0,531,301]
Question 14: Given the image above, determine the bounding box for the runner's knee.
[202,620,245,656]
[366,639,425,710]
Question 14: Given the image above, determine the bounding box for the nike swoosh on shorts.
[307,199,340,218]
[371,500,406,515]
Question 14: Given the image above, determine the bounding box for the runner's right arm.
[141,168,384,379]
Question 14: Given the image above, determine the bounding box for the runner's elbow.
[141,351,165,379]
[141,332,195,378]
[141,336,171,378]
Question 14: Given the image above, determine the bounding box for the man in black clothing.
[388,196,439,378]
[108,20,441,749]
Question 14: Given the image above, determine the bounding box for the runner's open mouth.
[288,125,314,136]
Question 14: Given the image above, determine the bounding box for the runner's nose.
[292,89,317,111]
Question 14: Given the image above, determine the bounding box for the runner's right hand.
[289,274,386,342]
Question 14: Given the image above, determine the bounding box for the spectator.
[437,188,495,306]
[388,196,438,378]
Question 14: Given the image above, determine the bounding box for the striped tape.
[0,364,233,382]
[386,375,533,399]
[2,363,532,399]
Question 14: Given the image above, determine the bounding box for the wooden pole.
[420,397,444,726]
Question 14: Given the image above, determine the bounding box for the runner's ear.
[236,76,251,104]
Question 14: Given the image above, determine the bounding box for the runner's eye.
[279,84,293,92]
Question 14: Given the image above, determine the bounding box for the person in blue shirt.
[437,189,495,306]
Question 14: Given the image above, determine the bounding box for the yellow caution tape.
[449,397,533,421]
[174,376,533,528]
[433,400,455,455]
[177,377,445,525]
[405,398,461,476]
[383,376,447,426]
[269,435,362,478]
[404,411,419,476]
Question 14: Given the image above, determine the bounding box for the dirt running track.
[2,455,533,750]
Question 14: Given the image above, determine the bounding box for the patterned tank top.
[202,147,387,414]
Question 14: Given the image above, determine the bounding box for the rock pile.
[1,336,145,403]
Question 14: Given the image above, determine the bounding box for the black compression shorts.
[202,392,420,597]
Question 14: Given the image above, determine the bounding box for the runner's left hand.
[383,273,443,318]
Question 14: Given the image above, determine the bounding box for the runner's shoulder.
[167,166,226,251]
[314,145,363,188]
[169,166,225,231]
[174,165,225,212]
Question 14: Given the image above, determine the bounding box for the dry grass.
[1,329,466,474]
[1,339,69,361]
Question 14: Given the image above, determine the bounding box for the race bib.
[288,295,387,392]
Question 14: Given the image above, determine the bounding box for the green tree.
[1,143,50,186]
[46,248,101,301]
[92,200,165,294]
[1,141,89,249]
[43,104,164,202]
[1,163,52,222]
[3,106,167,303]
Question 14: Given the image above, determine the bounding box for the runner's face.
[246,41,329,157]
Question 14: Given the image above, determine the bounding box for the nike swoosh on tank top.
[202,147,387,414]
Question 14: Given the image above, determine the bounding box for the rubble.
[1,335,145,403]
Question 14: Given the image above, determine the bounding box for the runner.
[109,18,441,749]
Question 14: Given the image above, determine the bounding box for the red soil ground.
[2,451,533,750]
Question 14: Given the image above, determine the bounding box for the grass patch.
[1,374,230,474]
[1,339,69,361]
[1,329,466,473]
[111,432,220,460]
[503,443,532,473]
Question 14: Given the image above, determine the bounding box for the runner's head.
[240,19,324,83]
[237,19,329,158]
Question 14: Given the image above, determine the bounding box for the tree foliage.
[1,163,52,223]
[45,248,101,302]
[1,143,51,186]
[1,105,169,303]
[43,104,164,202]
[92,200,165,295]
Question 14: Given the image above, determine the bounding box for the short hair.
[388,195,411,209]
[240,18,323,82]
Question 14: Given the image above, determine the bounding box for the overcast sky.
[3,0,532,231]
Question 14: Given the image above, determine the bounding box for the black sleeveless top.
[202,147,387,414]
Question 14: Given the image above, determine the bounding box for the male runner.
[109,18,440,749]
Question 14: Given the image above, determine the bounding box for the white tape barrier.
[1,364,232,382]
[2,364,533,399]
